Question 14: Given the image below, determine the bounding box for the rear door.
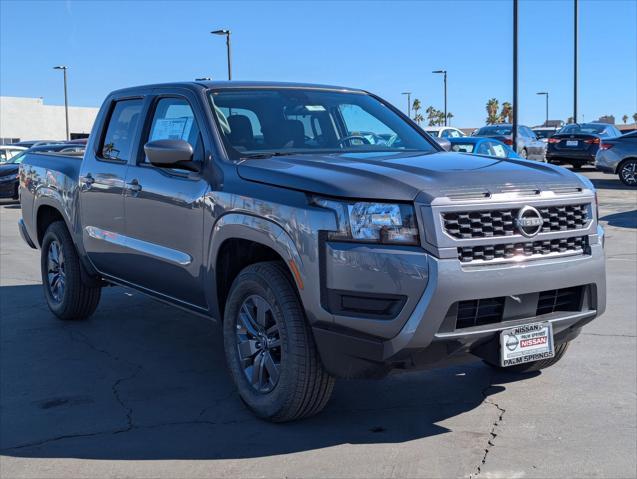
[122,92,209,309]
[79,97,144,277]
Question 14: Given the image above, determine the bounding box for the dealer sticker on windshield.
[500,322,554,367]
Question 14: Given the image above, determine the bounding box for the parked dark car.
[12,140,64,148]
[547,123,622,169]
[0,143,84,199]
[448,137,520,159]
[474,124,545,161]
[595,131,637,186]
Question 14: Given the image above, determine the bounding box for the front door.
[122,94,209,309]
[79,97,144,278]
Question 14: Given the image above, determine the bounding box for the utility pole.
[53,66,69,141]
[433,70,447,125]
[401,92,412,118]
[573,0,578,123]
[512,0,518,152]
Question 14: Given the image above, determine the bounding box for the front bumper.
[313,242,606,378]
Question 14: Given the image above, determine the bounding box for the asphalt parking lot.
[1,170,635,479]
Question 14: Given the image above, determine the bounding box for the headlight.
[312,197,419,245]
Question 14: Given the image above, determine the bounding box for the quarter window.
[101,99,143,161]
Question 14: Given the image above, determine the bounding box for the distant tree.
[446,112,454,125]
[633,113,637,124]
[486,98,500,124]
[567,116,575,124]
[500,102,513,123]
[622,114,629,124]
[412,99,422,124]
[426,106,445,126]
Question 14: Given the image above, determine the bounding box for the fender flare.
[207,213,308,318]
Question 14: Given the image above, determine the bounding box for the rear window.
[559,123,607,135]
[476,126,512,136]
[100,99,144,161]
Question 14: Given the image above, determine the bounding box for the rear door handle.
[127,179,142,195]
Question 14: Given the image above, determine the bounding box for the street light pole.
[573,0,578,123]
[432,70,447,125]
[211,29,232,80]
[512,0,518,152]
[53,66,69,141]
[537,92,549,126]
[401,92,412,118]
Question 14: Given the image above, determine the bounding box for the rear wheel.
[40,221,101,320]
[570,162,584,171]
[618,159,637,186]
[519,148,528,159]
[223,261,335,422]
[487,341,571,374]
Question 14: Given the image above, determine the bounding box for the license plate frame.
[500,322,555,367]
[566,140,578,147]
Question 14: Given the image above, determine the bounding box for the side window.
[490,143,508,158]
[476,141,492,156]
[448,129,462,138]
[146,98,202,163]
[101,99,143,161]
[441,129,450,138]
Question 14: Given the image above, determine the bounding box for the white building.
[0,96,99,144]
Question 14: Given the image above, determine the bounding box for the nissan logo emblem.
[516,205,544,238]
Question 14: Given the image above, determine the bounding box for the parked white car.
[0,145,27,164]
[425,126,466,139]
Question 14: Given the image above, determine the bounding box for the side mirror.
[144,139,200,172]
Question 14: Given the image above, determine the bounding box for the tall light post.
[573,0,578,123]
[401,92,412,118]
[211,29,232,80]
[512,0,519,151]
[536,92,549,126]
[432,70,447,125]
[53,65,69,141]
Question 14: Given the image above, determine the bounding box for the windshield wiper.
[240,151,298,160]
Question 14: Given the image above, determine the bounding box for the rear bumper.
[313,243,605,378]
[546,150,595,164]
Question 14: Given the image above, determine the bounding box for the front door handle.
[83,174,95,188]
[127,179,142,195]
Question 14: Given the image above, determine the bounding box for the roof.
[111,81,365,96]
[0,145,26,150]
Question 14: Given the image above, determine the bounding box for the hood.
[0,164,19,177]
[237,151,584,202]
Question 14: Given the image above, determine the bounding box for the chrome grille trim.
[457,236,589,264]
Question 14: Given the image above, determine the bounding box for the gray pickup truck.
[18,81,606,422]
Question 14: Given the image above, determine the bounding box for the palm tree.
[486,98,499,124]
[446,112,454,126]
[412,99,422,124]
[622,114,629,124]
[500,102,513,123]
[633,113,637,124]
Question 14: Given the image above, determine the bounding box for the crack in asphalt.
[469,382,506,479]
[582,332,637,338]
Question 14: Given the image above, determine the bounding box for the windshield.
[476,126,512,136]
[209,89,438,158]
[450,143,475,153]
[5,150,27,164]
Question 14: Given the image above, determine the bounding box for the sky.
[1,0,636,128]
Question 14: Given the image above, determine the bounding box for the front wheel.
[223,261,335,422]
[40,221,101,320]
[618,159,637,186]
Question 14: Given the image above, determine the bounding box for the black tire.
[571,162,584,171]
[223,261,335,422]
[488,341,570,374]
[40,221,101,320]
[520,148,528,159]
[618,159,637,186]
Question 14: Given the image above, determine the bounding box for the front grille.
[536,287,583,315]
[442,203,590,239]
[456,297,505,329]
[454,286,585,330]
[458,236,588,263]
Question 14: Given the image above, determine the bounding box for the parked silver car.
[474,124,546,161]
[595,131,637,186]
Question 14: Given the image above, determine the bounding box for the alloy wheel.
[620,161,637,185]
[235,294,281,393]
[47,240,65,303]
